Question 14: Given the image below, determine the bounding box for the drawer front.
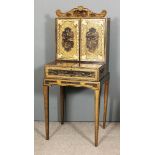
[45,68,98,81]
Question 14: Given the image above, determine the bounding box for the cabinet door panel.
[80,19,106,62]
[56,19,80,61]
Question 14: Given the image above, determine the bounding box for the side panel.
[104,18,110,74]
[56,18,80,61]
[80,19,106,62]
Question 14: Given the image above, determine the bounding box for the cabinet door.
[56,19,80,61]
[80,19,106,62]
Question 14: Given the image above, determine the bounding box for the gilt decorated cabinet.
[43,6,110,146]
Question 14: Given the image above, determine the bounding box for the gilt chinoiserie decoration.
[43,6,110,147]
[62,27,74,51]
[56,19,80,60]
[80,19,106,61]
[56,6,107,18]
[86,28,99,52]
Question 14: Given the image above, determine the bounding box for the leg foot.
[60,86,65,124]
[43,85,49,140]
[103,80,109,129]
[94,88,100,146]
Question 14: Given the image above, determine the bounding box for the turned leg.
[60,86,65,124]
[43,85,49,140]
[103,80,109,129]
[94,88,100,146]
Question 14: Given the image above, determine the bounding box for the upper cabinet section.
[56,19,80,61]
[55,6,109,62]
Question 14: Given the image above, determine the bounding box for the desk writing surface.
[46,61,104,69]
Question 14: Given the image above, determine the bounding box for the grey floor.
[34,122,120,155]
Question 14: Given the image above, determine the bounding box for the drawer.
[45,67,99,81]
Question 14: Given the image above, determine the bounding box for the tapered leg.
[43,85,49,140]
[94,88,100,146]
[103,80,109,129]
[60,86,65,124]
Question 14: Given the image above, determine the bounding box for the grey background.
[34,0,120,121]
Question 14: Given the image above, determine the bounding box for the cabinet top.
[56,6,107,18]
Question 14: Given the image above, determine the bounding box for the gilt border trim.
[43,79,100,90]
[56,6,107,18]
